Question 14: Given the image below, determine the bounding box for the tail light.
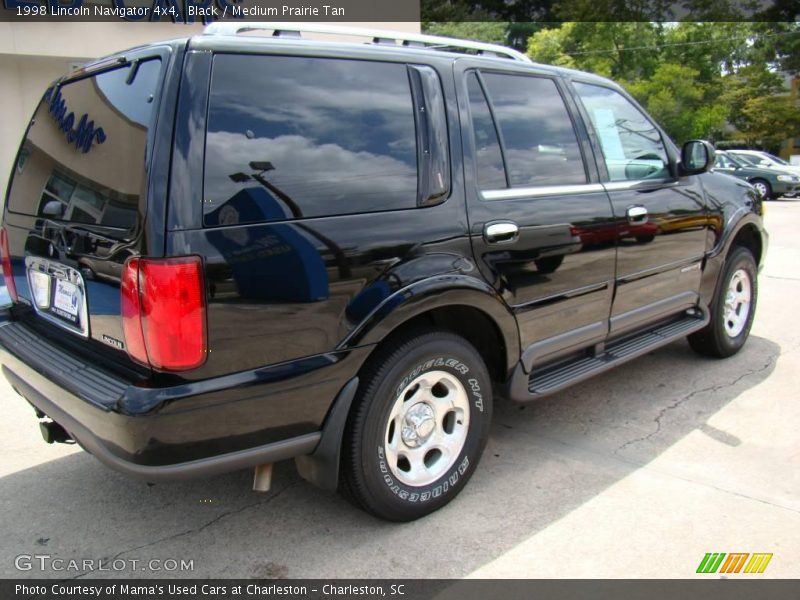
[0,227,18,302]
[120,256,207,371]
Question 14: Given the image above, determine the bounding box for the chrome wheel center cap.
[401,402,436,448]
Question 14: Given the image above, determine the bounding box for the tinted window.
[574,82,670,182]
[204,55,418,226]
[466,72,506,189]
[7,59,161,237]
[481,73,586,187]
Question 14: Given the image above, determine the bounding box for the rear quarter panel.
[166,48,516,382]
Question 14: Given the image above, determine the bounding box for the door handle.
[626,205,648,224]
[484,221,519,244]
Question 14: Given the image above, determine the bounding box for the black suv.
[0,24,767,521]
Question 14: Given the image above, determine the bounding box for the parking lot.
[1,200,798,580]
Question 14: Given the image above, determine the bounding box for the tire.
[340,330,492,521]
[688,246,758,358]
[750,179,772,200]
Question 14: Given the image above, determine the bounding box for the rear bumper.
[3,367,319,481]
[0,317,369,480]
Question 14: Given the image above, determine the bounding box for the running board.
[506,310,709,401]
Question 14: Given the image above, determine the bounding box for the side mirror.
[41,200,65,217]
[679,140,715,176]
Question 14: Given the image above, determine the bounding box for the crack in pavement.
[62,481,300,580]
[614,355,777,455]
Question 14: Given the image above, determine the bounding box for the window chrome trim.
[481,183,605,201]
[602,179,679,192]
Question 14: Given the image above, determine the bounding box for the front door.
[570,80,709,337]
[457,61,617,368]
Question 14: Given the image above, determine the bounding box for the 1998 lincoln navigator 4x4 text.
[0,24,767,521]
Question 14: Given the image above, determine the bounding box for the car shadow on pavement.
[0,335,780,579]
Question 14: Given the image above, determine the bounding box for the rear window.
[6,59,162,237]
[203,55,419,226]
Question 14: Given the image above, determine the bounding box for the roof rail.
[202,22,532,63]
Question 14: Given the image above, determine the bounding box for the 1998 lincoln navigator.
[0,24,767,521]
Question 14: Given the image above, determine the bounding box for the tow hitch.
[39,419,73,444]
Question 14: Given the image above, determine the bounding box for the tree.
[749,22,800,75]
[627,63,729,143]
[525,23,577,68]
[528,22,664,81]
[426,19,800,149]
[525,21,799,147]
[735,95,800,150]
[423,21,509,46]
[659,22,756,80]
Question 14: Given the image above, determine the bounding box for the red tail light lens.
[120,256,207,371]
[120,258,147,366]
[0,227,18,302]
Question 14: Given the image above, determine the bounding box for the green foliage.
[528,22,665,80]
[424,19,800,148]
[627,63,729,143]
[525,24,577,68]
[736,95,800,148]
[524,21,800,147]
[423,21,509,46]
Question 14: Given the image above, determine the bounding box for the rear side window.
[6,59,162,237]
[203,55,419,226]
[479,72,586,188]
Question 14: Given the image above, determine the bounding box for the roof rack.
[202,22,532,63]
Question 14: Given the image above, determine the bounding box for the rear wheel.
[340,330,492,521]
[689,246,757,358]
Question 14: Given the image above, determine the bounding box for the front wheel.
[340,330,492,521]
[750,179,772,200]
[688,246,758,358]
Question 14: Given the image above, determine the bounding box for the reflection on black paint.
[204,55,419,226]
[7,59,161,236]
[38,171,137,230]
[206,190,329,303]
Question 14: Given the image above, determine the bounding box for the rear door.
[2,47,174,372]
[570,80,709,337]
[457,61,617,367]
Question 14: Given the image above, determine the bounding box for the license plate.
[52,279,81,321]
[25,257,88,336]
